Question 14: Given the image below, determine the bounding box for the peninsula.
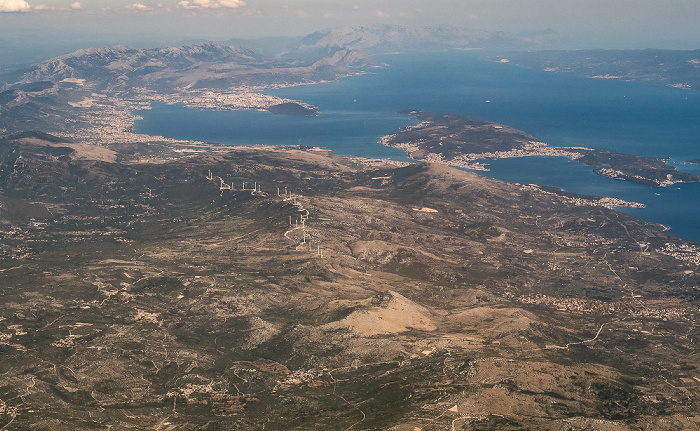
[381,110,700,187]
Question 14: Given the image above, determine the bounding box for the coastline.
[53,86,324,146]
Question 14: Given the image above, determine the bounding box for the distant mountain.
[223,36,306,58]
[494,49,700,90]
[0,27,195,74]
[2,41,376,92]
[296,25,562,55]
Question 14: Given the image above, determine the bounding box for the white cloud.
[11,1,85,12]
[219,0,244,7]
[0,0,31,12]
[178,0,245,10]
[126,3,153,12]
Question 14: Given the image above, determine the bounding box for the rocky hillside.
[0,136,698,429]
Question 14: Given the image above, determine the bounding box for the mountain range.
[1,41,373,93]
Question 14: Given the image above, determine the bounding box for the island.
[267,101,319,116]
[381,110,700,187]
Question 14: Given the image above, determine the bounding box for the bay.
[134,51,700,242]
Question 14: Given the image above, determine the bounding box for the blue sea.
[134,51,700,242]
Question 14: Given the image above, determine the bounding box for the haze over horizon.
[0,0,699,50]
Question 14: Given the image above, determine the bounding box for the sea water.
[134,51,700,242]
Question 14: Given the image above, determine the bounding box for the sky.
[0,0,699,49]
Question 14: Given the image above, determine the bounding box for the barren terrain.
[0,135,698,429]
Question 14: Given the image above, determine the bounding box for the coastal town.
[58,86,312,146]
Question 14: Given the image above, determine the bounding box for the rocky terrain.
[0,133,698,429]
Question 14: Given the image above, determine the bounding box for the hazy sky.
[0,0,699,48]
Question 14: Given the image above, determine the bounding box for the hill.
[0,137,698,429]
